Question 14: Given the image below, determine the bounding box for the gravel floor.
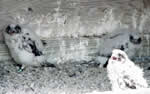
[0,60,149,94]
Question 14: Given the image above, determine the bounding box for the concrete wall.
[0,0,150,62]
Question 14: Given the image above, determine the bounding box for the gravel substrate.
[0,60,149,94]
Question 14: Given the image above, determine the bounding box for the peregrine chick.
[107,49,148,91]
[3,24,51,71]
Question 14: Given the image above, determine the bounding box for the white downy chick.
[3,24,51,71]
[107,49,148,91]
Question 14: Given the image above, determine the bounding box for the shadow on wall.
[143,0,150,9]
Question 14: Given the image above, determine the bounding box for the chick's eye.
[6,25,11,32]
[118,53,125,59]
[129,35,134,41]
[118,58,121,61]
[15,25,21,33]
